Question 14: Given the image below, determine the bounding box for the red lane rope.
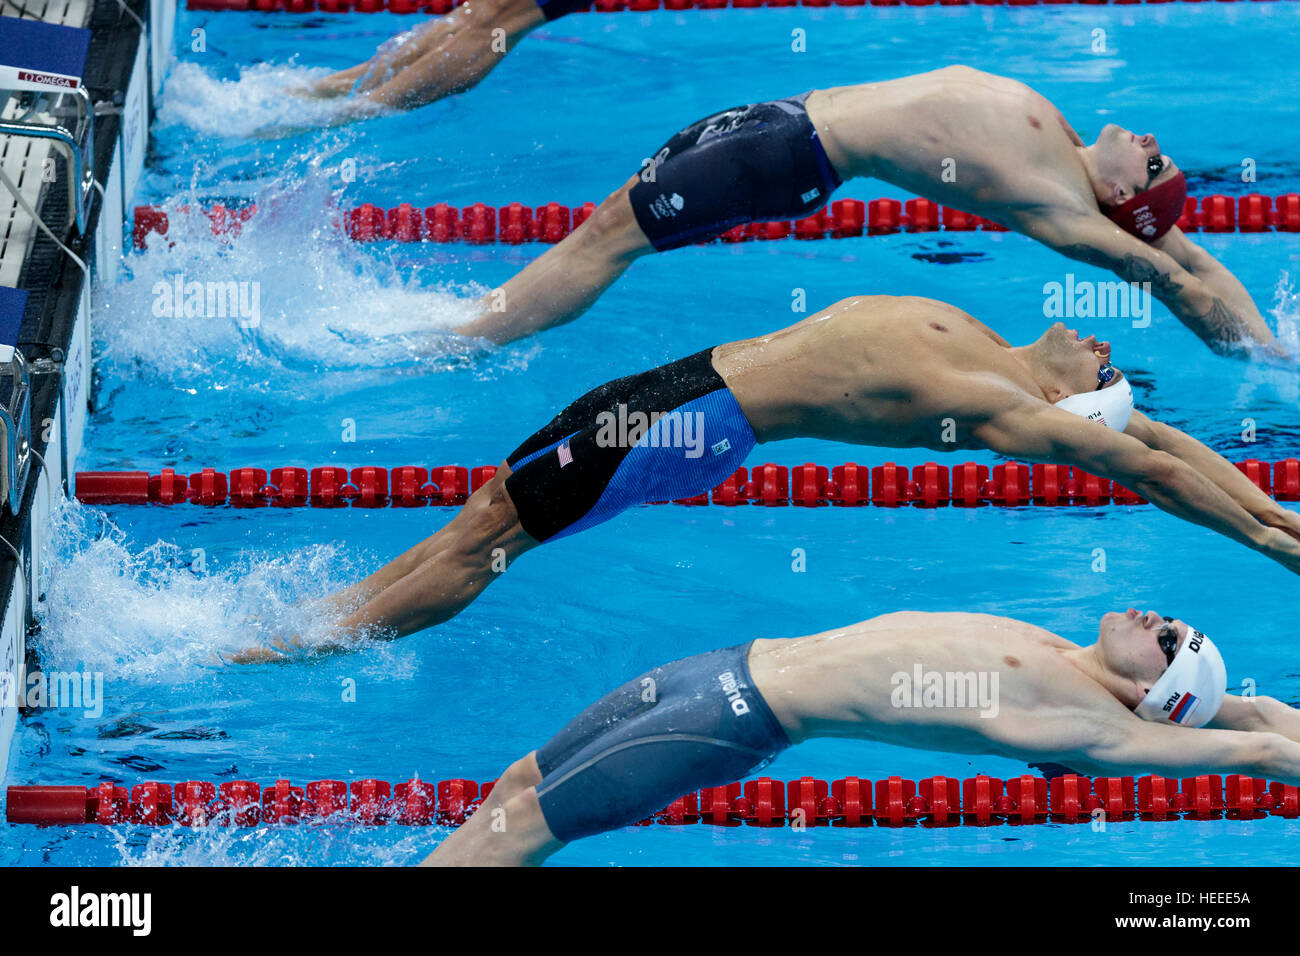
[183,0,1300,13]
[8,772,1298,827]
[131,193,1300,249]
[74,459,1294,509]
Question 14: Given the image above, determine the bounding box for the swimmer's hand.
[1255,339,1295,365]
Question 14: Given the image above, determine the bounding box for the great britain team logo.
[648,192,685,220]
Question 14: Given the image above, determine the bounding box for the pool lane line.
[74,459,1293,508]
[8,772,1296,827]
[183,0,1300,14]
[130,193,1300,249]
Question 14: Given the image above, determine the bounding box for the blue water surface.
[3,4,1300,865]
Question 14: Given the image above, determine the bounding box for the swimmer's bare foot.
[228,646,290,665]
[227,633,303,665]
[254,100,387,138]
[295,77,353,100]
[294,61,373,100]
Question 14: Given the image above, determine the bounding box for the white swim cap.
[1054,374,1134,433]
[1134,628,1227,729]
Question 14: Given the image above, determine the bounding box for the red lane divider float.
[131,193,1300,249]
[74,459,1299,509]
[9,772,1298,828]
[184,0,1300,12]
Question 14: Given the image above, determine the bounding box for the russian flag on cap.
[1169,692,1200,725]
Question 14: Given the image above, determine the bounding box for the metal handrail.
[0,85,95,235]
[0,349,31,515]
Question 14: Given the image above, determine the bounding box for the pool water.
[4,4,1300,865]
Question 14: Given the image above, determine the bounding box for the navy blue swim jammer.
[534,641,791,843]
[503,347,756,542]
[627,92,843,251]
[532,0,589,20]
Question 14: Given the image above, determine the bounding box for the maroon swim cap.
[1104,171,1187,241]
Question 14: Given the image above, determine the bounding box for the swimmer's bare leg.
[229,465,533,661]
[307,0,544,108]
[311,459,509,615]
[331,464,538,638]
[421,752,563,866]
[453,175,655,344]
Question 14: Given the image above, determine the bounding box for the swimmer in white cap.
[232,295,1300,662]
[424,608,1297,866]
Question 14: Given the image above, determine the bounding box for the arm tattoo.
[1056,244,1185,300]
[1058,244,1248,353]
[1189,297,1247,348]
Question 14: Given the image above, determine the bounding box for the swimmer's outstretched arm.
[1026,215,1277,357]
[1123,411,1300,540]
[975,397,1300,576]
[1080,711,1300,786]
[1151,227,1282,356]
[1211,695,1300,743]
[302,0,544,117]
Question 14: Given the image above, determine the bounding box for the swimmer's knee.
[498,788,561,862]
[465,473,521,529]
[491,753,542,801]
[472,0,539,23]
[444,478,532,561]
[575,182,649,257]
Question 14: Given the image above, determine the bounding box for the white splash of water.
[1270,271,1300,356]
[110,820,443,866]
[1227,271,1300,413]
[32,501,375,681]
[157,60,357,140]
[97,164,499,396]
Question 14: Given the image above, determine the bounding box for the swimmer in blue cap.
[422,608,1297,865]
[232,295,1300,661]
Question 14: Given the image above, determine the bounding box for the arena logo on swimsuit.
[716,671,751,717]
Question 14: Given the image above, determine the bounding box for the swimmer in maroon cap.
[1102,153,1189,242]
[444,67,1276,358]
